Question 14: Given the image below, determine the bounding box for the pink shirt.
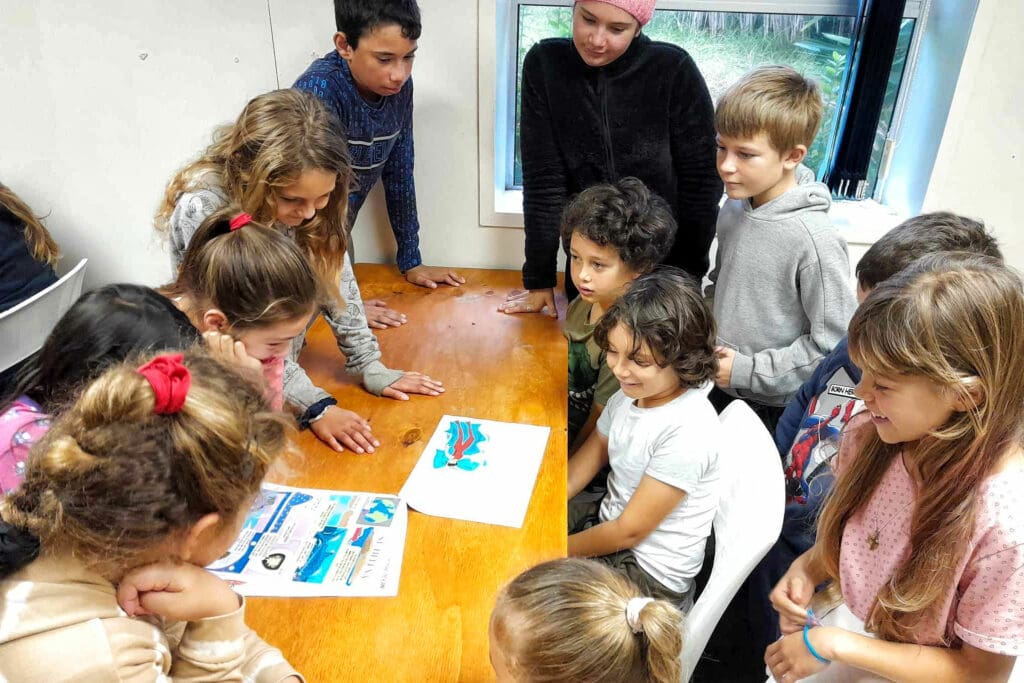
[0,397,50,494]
[836,416,1024,654]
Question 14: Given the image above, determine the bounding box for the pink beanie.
[577,0,656,26]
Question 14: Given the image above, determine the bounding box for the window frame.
[478,0,924,228]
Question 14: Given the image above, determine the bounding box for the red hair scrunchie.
[229,213,252,231]
[137,353,191,415]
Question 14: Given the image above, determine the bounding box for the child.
[0,181,59,311]
[0,182,61,393]
[0,351,302,681]
[490,558,683,683]
[723,213,1002,681]
[294,0,463,324]
[561,177,677,451]
[706,65,856,432]
[0,284,200,494]
[163,207,324,413]
[767,254,1024,682]
[156,88,443,454]
[568,270,719,605]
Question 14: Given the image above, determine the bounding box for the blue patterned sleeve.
[380,86,422,273]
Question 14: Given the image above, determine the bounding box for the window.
[484,0,921,221]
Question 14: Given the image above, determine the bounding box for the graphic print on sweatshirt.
[784,367,863,504]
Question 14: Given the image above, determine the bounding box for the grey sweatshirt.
[167,180,403,411]
[706,166,856,406]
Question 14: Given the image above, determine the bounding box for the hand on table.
[117,560,240,622]
[405,264,465,289]
[381,372,445,401]
[714,346,735,388]
[765,628,837,682]
[310,405,380,454]
[498,288,557,318]
[364,299,407,329]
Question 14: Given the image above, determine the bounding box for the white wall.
[2,1,523,290]
[3,1,280,287]
[2,1,1020,288]
[923,0,1024,271]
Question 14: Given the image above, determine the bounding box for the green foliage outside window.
[511,7,914,198]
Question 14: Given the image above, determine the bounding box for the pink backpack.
[0,396,50,494]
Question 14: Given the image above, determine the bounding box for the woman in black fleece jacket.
[501,1,722,315]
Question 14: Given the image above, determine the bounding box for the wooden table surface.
[246,264,568,682]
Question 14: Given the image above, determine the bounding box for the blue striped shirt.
[294,51,422,272]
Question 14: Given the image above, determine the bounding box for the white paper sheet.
[399,415,550,528]
[207,484,407,597]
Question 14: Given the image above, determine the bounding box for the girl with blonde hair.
[156,89,442,453]
[490,558,683,683]
[0,351,301,681]
[767,253,1024,682]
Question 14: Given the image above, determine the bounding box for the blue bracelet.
[803,622,830,664]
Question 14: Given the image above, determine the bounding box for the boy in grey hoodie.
[705,66,856,431]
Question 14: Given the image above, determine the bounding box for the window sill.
[830,199,904,246]
[480,190,902,246]
[480,188,525,229]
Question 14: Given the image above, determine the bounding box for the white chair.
[681,400,785,681]
[0,258,88,374]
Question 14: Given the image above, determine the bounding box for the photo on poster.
[208,484,407,597]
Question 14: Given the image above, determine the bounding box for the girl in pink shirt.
[1,284,200,494]
[164,207,322,413]
[767,253,1024,683]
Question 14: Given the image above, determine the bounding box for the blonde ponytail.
[492,558,684,682]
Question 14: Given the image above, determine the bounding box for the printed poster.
[399,415,550,528]
[208,483,407,597]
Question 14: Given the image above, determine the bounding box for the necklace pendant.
[867,531,880,551]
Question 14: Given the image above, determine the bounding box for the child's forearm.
[568,519,636,558]
[793,546,829,585]
[821,628,1014,683]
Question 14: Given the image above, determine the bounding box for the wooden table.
[246,265,568,682]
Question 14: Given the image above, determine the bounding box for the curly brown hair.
[560,177,677,275]
[594,269,717,388]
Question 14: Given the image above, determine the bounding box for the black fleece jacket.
[520,34,722,290]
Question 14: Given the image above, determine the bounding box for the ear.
[783,144,807,170]
[952,377,985,412]
[201,309,229,333]
[334,31,355,59]
[178,512,222,563]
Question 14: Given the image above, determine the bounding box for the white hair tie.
[625,597,655,633]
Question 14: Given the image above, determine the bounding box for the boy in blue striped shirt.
[295,0,464,328]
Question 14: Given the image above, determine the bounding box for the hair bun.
[39,435,98,478]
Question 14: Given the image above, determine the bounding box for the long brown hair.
[0,182,60,267]
[155,89,351,290]
[163,206,322,331]
[491,558,683,683]
[814,254,1024,642]
[1,351,289,570]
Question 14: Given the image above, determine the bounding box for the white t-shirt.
[597,388,720,594]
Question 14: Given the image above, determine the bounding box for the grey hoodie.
[167,181,403,412]
[706,166,856,406]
